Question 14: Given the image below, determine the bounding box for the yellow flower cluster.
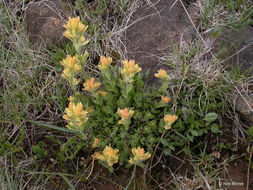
[129,147,151,164]
[164,114,178,130]
[161,96,171,104]
[98,56,112,71]
[83,77,101,93]
[93,146,119,167]
[61,55,81,86]
[154,69,170,80]
[117,108,134,125]
[121,59,141,83]
[63,17,88,48]
[63,102,89,131]
[92,138,99,148]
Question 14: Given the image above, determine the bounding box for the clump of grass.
[0,167,23,190]
[0,1,71,188]
[197,0,253,30]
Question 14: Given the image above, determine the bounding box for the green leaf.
[117,97,126,108]
[61,175,76,190]
[134,93,143,107]
[191,121,200,129]
[107,117,115,124]
[190,129,199,136]
[163,148,171,156]
[102,105,114,114]
[185,115,194,124]
[61,137,77,153]
[136,161,146,169]
[187,134,194,142]
[145,69,150,79]
[204,113,218,123]
[168,144,175,151]
[248,126,253,137]
[160,139,169,146]
[104,84,114,92]
[183,147,191,155]
[211,124,219,134]
[32,142,48,159]
[198,130,203,136]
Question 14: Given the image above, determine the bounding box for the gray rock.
[214,27,253,75]
[212,27,253,124]
[27,0,67,48]
[124,0,198,86]
[235,95,253,125]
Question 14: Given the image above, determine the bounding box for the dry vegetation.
[0,0,253,189]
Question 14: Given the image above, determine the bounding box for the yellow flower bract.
[92,138,99,148]
[61,55,81,79]
[63,17,88,45]
[98,56,112,71]
[121,59,141,83]
[61,55,80,70]
[63,102,88,131]
[154,69,170,80]
[83,77,101,92]
[93,146,119,167]
[164,114,178,130]
[129,147,151,164]
[117,108,134,124]
[161,96,171,104]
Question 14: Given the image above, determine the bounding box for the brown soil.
[221,159,253,190]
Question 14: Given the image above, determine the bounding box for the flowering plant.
[59,17,219,171]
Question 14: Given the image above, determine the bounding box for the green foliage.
[58,137,86,164]
[187,143,225,189]
[0,135,13,157]
[59,54,221,168]
[248,126,253,139]
[215,142,237,152]
[67,65,173,165]
[32,141,48,160]
[0,127,25,157]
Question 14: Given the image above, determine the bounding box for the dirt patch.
[221,159,253,190]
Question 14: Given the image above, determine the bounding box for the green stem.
[81,70,89,81]
[124,164,136,190]
[70,81,77,92]
[159,80,169,94]
[78,130,87,140]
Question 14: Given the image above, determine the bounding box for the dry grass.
[0,0,252,189]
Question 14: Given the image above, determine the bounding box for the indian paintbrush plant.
[60,17,219,173]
